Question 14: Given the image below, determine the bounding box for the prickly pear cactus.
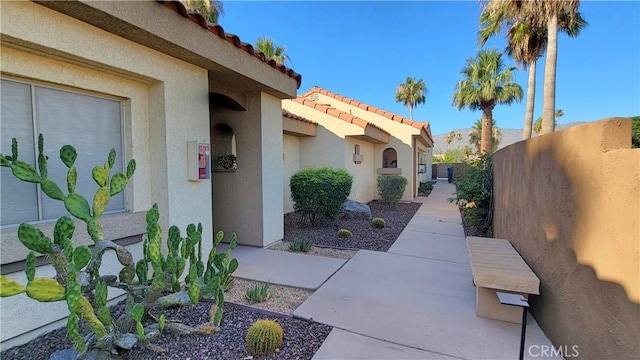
[0,134,239,354]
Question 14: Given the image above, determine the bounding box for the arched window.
[211,123,237,170]
[383,148,398,168]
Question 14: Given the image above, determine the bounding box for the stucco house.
[282,86,434,213]
[0,0,299,347]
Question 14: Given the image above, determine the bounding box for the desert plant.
[377,175,408,204]
[418,181,435,196]
[245,282,271,304]
[448,154,493,236]
[0,135,238,356]
[289,167,353,226]
[223,276,236,292]
[289,238,312,253]
[215,154,236,169]
[371,217,386,229]
[245,319,284,357]
[337,229,353,239]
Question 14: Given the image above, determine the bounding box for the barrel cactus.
[337,229,353,239]
[245,319,284,357]
[371,217,386,229]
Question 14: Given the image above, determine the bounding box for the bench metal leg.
[496,291,530,360]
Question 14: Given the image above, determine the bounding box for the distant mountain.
[432,121,588,153]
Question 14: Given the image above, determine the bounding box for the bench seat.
[467,236,540,324]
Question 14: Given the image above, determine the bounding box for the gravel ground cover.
[2,200,423,360]
[267,241,357,260]
[1,300,331,360]
[224,278,313,314]
[283,200,422,252]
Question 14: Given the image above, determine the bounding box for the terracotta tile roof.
[283,109,316,125]
[291,98,389,135]
[300,86,433,142]
[158,1,302,88]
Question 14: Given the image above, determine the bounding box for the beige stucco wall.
[345,139,377,203]
[0,1,214,347]
[492,118,639,359]
[211,93,284,247]
[283,134,300,213]
[284,100,384,203]
[307,93,421,201]
[260,93,285,244]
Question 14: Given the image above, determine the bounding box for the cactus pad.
[109,173,127,196]
[53,216,75,246]
[245,319,284,357]
[59,145,77,168]
[10,160,41,183]
[73,245,91,269]
[40,178,65,200]
[92,186,110,217]
[64,193,91,221]
[92,166,109,187]
[18,223,53,254]
[0,275,26,297]
[26,278,66,302]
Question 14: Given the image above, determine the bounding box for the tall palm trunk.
[522,60,537,139]
[542,13,558,134]
[408,105,413,120]
[481,108,493,153]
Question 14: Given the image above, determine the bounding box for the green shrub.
[289,238,312,253]
[337,229,353,239]
[245,319,284,357]
[418,181,435,195]
[631,116,640,149]
[371,217,386,229]
[290,167,353,226]
[377,175,408,203]
[448,154,493,236]
[245,282,271,304]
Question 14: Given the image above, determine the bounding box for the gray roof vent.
[309,93,319,101]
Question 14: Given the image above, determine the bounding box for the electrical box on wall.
[188,141,210,181]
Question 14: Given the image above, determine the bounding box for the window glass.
[0,79,125,226]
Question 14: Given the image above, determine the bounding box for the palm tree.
[513,0,586,134]
[469,119,502,152]
[479,0,546,140]
[533,109,564,134]
[183,0,224,23]
[395,77,428,120]
[479,0,586,139]
[452,49,523,153]
[254,36,289,65]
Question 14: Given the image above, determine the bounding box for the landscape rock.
[342,200,372,219]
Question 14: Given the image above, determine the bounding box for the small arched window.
[212,123,237,170]
[383,148,398,168]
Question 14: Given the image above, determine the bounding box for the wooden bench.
[466,236,540,324]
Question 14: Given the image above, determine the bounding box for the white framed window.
[1,78,126,227]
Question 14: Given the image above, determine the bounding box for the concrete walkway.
[294,181,560,360]
[226,180,559,359]
[217,243,347,290]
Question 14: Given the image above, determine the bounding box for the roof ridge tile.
[290,97,389,134]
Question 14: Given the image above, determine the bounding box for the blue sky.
[220,1,640,135]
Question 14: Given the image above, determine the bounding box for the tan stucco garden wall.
[492,118,639,359]
[0,1,214,347]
